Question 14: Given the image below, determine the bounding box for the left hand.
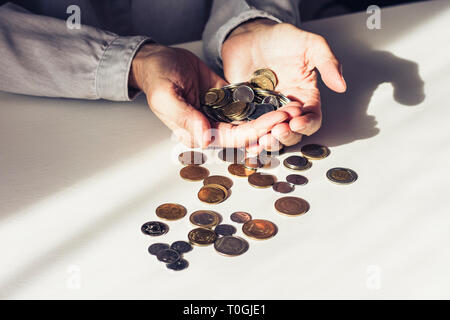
[222,19,347,152]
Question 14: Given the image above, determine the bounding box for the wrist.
[129,43,166,91]
[227,18,278,39]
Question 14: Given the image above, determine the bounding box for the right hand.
[129,44,289,148]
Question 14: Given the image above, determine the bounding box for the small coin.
[155,203,187,221]
[242,219,277,240]
[233,85,255,102]
[141,221,169,237]
[203,90,219,105]
[214,236,249,257]
[180,165,210,181]
[326,167,358,184]
[218,148,245,163]
[156,248,180,263]
[244,157,264,169]
[214,224,237,236]
[148,243,170,256]
[170,240,193,254]
[272,181,295,193]
[190,210,222,228]
[228,163,256,177]
[222,101,247,119]
[274,196,310,216]
[248,172,276,188]
[283,155,312,171]
[253,69,278,87]
[250,74,275,91]
[188,227,217,246]
[261,95,279,108]
[198,184,228,204]
[286,174,308,185]
[166,258,189,271]
[203,175,233,190]
[301,144,330,160]
[178,151,206,165]
[230,212,252,224]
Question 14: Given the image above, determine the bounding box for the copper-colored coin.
[188,227,217,246]
[228,163,256,177]
[155,203,187,221]
[178,151,206,165]
[198,184,228,204]
[218,148,245,163]
[248,172,276,188]
[203,175,233,190]
[230,211,252,224]
[180,165,209,181]
[326,167,358,184]
[286,174,308,185]
[214,236,249,257]
[243,157,264,170]
[274,196,310,216]
[272,181,294,194]
[242,219,277,240]
[301,144,330,160]
[189,210,222,228]
[283,155,312,171]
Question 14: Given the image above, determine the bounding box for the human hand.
[130,43,289,148]
[222,20,347,152]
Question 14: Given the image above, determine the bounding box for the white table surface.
[1,0,450,299]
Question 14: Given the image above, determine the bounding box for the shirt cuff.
[214,9,282,70]
[96,35,151,101]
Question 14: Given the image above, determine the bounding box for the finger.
[246,143,264,155]
[277,102,303,119]
[309,35,346,93]
[289,112,321,136]
[258,133,283,151]
[271,122,303,146]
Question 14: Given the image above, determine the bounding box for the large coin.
[274,196,310,216]
[233,85,254,102]
[178,151,206,165]
[222,101,247,118]
[141,221,169,236]
[286,174,308,185]
[189,210,222,228]
[228,163,256,177]
[218,148,245,163]
[180,165,210,181]
[242,219,277,240]
[283,155,312,171]
[156,248,180,263]
[170,240,193,254]
[230,211,252,224]
[155,203,187,221]
[301,144,330,160]
[326,167,358,184]
[272,181,294,194]
[148,243,169,256]
[214,236,249,257]
[250,74,275,91]
[166,258,189,271]
[198,184,228,204]
[253,68,278,87]
[248,172,276,188]
[214,224,237,236]
[188,227,217,246]
[203,175,233,190]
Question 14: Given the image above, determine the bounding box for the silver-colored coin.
[214,224,237,236]
[148,243,170,256]
[156,248,180,263]
[233,85,254,103]
[214,236,249,257]
[247,103,275,120]
[326,167,358,184]
[166,258,189,271]
[262,95,279,108]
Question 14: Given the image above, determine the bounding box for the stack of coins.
[148,240,192,271]
[201,69,291,123]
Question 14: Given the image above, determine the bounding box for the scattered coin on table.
[242,219,278,240]
[283,155,312,171]
[228,163,256,177]
[156,249,180,264]
[230,212,252,224]
[190,210,222,228]
[148,243,170,256]
[170,240,193,254]
[286,174,308,186]
[272,181,295,194]
[155,203,187,221]
[166,258,189,271]
[198,184,228,204]
[274,196,310,216]
[141,221,169,237]
[178,151,206,165]
[188,227,217,246]
[248,172,276,188]
[214,224,237,237]
[326,167,358,184]
[203,175,233,190]
[180,165,210,181]
[214,236,249,257]
[301,144,330,160]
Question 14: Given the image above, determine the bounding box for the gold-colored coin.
[250,74,275,91]
[242,219,277,240]
[189,210,222,228]
[203,90,218,105]
[188,227,217,246]
[228,163,256,177]
[248,172,276,188]
[179,165,209,181]
[155,203,187,221]
[300,144,330,160]
[203,175,233,190]
[198,184,228,204]
[178,151,206,166]
[222,101,247,118]
[253,68,278,87]
[274,196,309,216]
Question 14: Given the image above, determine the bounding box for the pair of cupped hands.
[129,19,346,153]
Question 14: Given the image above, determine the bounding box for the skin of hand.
[129,43,290,148]
[222,19,347,153]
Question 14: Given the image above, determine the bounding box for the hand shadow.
[301,39,425,147]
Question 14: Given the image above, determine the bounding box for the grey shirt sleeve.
[202,0,301,71]
[0,2,150,101]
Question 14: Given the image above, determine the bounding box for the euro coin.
[233,85,254,102]
[242,219,277,240]
[222,101,248,120]
[218,148,245,163]
[272,181,294,194]
[141,221,169,237]
[166,258,189,271]
[228,163,256,177]
[170,240,193,254]
[253,68,278,87]
[189,210,222,228]
[214,236,249,257]
[230,211,252,224]
[248,172,276,188]
[214,224,237,236]
[326,167,358,184]
[261,95,279,108]
[178,151,206,165]
[286,174,308,186]
[203,175,233,190]
[148,243,169,256]
[274,196,310,216]
[198,184,228,204]
[155,203,187,221]
[156,248,180,263]
[188,227,217,246]
[180,165,209,181]
[250,74,275,91]
[301,144,330,160]
[283,155,312,171]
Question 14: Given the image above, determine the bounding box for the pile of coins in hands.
[201,68,291,123]
[141,142,358,271]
